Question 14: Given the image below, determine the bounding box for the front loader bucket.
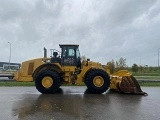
[110,70,147,95]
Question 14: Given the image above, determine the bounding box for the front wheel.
[35,70,61,94]
[85,69,110,94]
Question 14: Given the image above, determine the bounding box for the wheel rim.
[42,76,53,88]
[93,76,104,87]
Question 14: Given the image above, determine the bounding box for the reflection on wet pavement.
[12,88,111,120]
[0,86,160,120]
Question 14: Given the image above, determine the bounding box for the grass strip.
[139,82,160,86]
[0,81,35,86]
[0,81,160,87]
[135,76,160,80]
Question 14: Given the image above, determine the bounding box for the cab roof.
[59,44,79,48]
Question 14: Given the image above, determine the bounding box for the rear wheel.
[35,70,61,94]
[85,69,110,94]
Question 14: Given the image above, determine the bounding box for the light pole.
[158,48,160,72]
[8,42,11,70]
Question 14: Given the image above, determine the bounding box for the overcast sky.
[0,0,160,67]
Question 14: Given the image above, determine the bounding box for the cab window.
[68,48,75,56]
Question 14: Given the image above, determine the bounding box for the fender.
[32,63,63,81]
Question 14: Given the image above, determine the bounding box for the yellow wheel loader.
[14,44,147,95]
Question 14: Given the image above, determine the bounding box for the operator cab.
[59,44,81,67]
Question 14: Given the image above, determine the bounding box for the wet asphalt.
[0,86,160,120]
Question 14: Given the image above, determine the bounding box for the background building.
[0,62,21,71]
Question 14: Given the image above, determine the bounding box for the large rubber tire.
[85,69,110,94]
[35,70,61,94]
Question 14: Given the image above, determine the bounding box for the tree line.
[107,57,159,74]
[107,57,127,74]
[81,56,159,74]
